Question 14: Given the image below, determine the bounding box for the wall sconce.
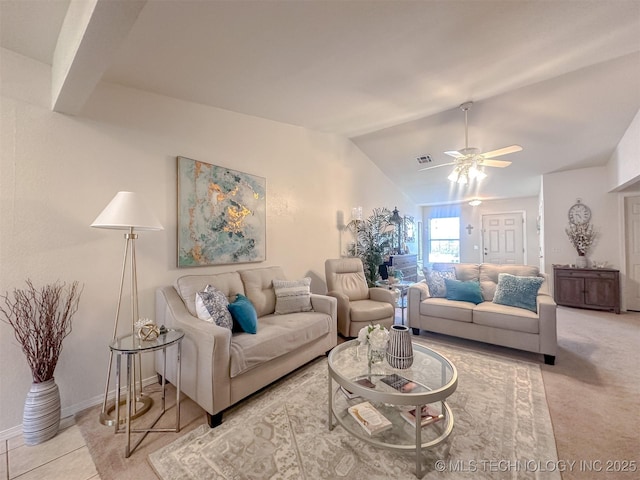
[351,206,363,256]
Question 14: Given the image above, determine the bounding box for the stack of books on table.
[400,404,444,428]
[347,401,392,436]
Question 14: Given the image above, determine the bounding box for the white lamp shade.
[91,191,164,231]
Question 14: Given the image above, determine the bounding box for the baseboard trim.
[0,374,159,442]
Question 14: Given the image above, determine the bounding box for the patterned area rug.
[149,341,559,479]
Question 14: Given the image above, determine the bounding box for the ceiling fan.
[419,102,522,184]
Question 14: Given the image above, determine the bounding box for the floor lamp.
[91,191,164,426]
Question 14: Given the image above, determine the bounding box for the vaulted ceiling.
[2,0,639,205]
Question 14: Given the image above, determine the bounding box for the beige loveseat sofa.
[408,263,557,365]
[155,266,337,427]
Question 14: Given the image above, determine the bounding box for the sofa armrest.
[537,294,557,356]
[369,287,396,305]
[326,290,351,336]
[409,281,430,301]
[407,282,430,328]
[310,294,337,320]
[155,286,232,415]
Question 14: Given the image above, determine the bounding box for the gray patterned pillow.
[195,285,233,330]
[425,268,456,298]
[272,278,313,314]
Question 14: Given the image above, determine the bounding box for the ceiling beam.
[51,0,146,114]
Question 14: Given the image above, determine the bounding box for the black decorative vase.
[386,325,414,369]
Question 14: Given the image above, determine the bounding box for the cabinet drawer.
[555,270,616,280]
[390,255,417,268]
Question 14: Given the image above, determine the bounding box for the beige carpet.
[75,307,640,479]
[419,307,640,480]
[542,308,640,480]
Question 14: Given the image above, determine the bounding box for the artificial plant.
[346,207,394,286]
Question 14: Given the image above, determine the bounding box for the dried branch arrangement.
[0,280,82,383]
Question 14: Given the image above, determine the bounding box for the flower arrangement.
[565,223,596,256]
[358,324,390,349]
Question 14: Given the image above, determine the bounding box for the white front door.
[625,196,640,312]
[482,213,525,264]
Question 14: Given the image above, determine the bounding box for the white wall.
[542,166,620,276]
[0,49,416,433]
[541,110,640,296]
[607,108,640,191]
[420,196,540,267]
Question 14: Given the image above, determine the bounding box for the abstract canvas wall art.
[177,156,266,267]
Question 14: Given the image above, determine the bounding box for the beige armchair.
[325,258,396,337]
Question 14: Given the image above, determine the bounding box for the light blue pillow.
[492,273,544,313]
[227,294,258,334]
[444,278,484,305]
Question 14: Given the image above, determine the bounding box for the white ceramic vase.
[23,378,61,445]
[386,325,414,369]
[576,255,588,268]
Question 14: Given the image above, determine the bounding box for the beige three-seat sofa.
[155,266,337,427]
[407,263,557,364]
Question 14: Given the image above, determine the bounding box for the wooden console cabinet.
[389,254,418,282]
[553,266,620,314]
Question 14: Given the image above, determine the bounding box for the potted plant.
[0,280,82,445]
[346,207,394,286]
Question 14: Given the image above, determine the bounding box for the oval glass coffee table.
[328,339,457,478]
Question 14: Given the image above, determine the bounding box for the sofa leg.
[411,328,420,336]
[544,354,555,366]
[207,412,223,428]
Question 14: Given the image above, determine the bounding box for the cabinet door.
[555,276,585,307]
[584,278,616,308]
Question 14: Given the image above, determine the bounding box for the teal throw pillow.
[444,278,484,305]
[492,273,543,313]
[227,294,258,334]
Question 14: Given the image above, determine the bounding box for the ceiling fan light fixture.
[469,164,487,180]
[447,169,459,182]
[469,199,482,206]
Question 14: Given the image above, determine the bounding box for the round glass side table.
[110,329,184,457]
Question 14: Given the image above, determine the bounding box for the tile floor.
[1,417,99,480]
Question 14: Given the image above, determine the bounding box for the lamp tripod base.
[99,395,153,426]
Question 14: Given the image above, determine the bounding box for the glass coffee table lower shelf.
[327,340,458,478]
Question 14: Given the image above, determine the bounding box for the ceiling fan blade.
[444,150,465,159]
[481,159,512,168]
[481,145,523,158]
[418,162,455,172]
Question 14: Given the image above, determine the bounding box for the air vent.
[416,155,432,164]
